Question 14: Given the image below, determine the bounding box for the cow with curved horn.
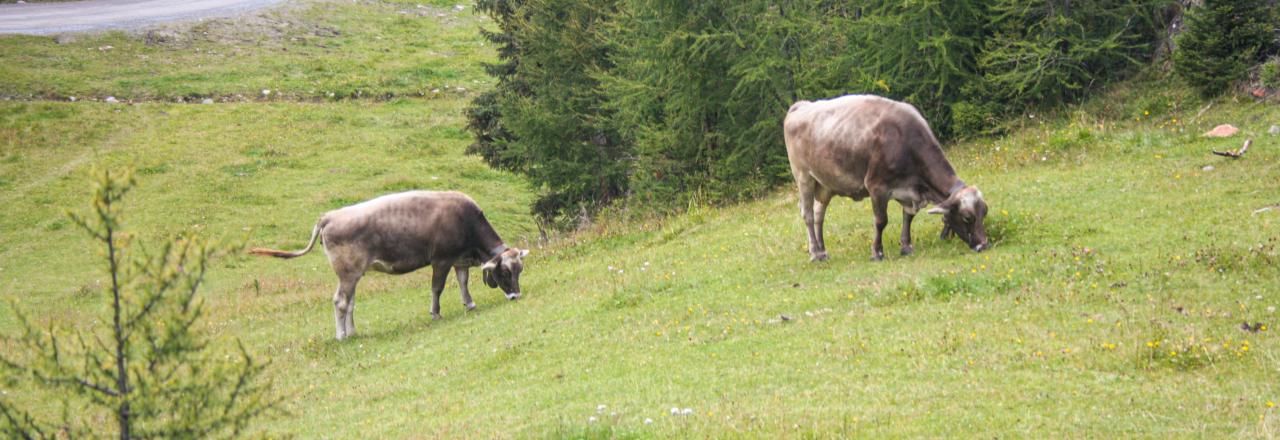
[783,94,990,261]
[250,191,529,340]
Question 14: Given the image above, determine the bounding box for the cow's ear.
[482,260,499,288]
[940,224,953,240]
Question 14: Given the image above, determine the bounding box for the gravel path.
[0,0,284,35]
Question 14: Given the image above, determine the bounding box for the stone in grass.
[1202,124,1238,138]
[1202,165,1214,172]
[201,98,214,104]
[105,96,119,103]
[1269,125,1279,136]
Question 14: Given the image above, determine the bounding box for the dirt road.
[0,0,284,35]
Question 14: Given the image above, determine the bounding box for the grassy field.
[3,1,1280,438]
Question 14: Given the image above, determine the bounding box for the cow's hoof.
[900,245,914,256]
[431,313,443,321]
[809,251,829,262]
[870,252,885,261]
[464,302,477,311]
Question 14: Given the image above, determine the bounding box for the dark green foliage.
[0,170,277,439]
[1263,57,1280,88]
[848,1,987,135]
[604,1,816,206]
[465,0,1177,222]
[467,0,627,222]
[978,0,1172,108]
[1174,0,1280,97]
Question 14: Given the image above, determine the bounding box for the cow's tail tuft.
[249,220,323,259]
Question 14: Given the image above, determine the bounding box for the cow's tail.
[249,219,324,259]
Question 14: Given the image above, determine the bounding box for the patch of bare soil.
[133,1,338,49]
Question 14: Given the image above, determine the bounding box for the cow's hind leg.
[870,194,890,261]
[796,177,827,261]
[900,206,916,256]
[429,262,453,320]
[455,266,476,311]
[332,273,362,341]
[813,185,835,258]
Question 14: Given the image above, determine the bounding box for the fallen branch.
[1191,102,1213,123]
[1255,203,1280,215]
[1212,138,1251,158]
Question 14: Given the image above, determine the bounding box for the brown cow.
[783,94,990,261]
[250,191,529,340]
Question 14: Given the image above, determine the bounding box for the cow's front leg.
[900,207,916,256]
[455,266,476,311]
[430,263,451,320]
[870,195,889,261]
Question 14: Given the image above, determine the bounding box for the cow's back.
[321,191,480,270]
[784,95,923,196]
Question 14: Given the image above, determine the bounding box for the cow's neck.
[917,149,964,203]
[471,215,507,258]
[489,244,508,258]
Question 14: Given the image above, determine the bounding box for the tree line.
[468,0,1274,224]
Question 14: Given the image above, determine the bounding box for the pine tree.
[466,0,626,223]
[847,0,988,136]
[979,0,1172,107]
[605,0,844,207]
[0,169,277,439]
[1174,0,1280,97]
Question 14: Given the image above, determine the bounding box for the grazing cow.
[783,94,990,261]
[250,191,529,340]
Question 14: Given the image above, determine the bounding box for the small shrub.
[0,169,278,438]
[1261,57,1280,89]
[950,100,1003,138]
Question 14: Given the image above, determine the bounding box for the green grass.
[0,0,488,100]
[4,2,1280,438]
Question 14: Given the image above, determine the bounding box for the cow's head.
[928,186,990,252]
[482,248,529,300]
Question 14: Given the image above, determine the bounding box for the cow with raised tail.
[783,94,990,261]
[250,191,529,340]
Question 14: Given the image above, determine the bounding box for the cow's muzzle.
[505,292,522,300]
[972,242,988,252]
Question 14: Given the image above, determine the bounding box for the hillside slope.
[2,2,1280,438]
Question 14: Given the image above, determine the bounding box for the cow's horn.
[927,206,949,215]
